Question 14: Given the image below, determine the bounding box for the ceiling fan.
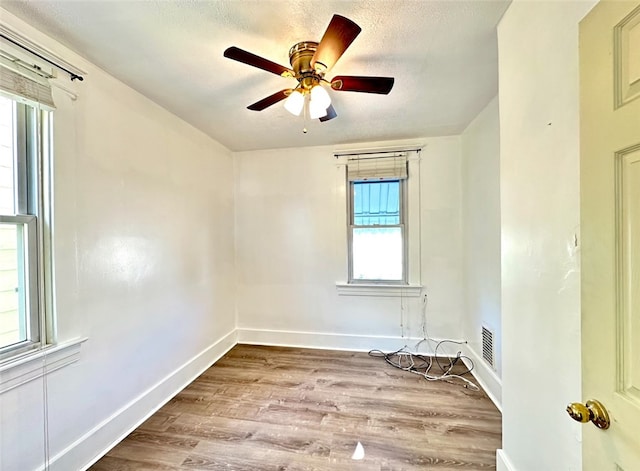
[223,14,394,123]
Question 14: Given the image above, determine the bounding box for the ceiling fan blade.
[331,76,395,94]
[224,47,294,77]
[319,104,337,122]
[247,89,292,111]
[311,15,361,72]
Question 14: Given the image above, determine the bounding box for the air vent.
[482,326,495,369]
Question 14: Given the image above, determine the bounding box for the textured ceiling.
[2,1,510,152]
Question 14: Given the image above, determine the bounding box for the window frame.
[0,98,51,362]
[347,178,408,284]
[335,148,423,297]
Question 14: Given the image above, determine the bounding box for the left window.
[0,87,52,361]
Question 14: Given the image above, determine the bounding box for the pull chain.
[302,94,309,133]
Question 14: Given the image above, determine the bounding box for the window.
[0,59,54,362]
[347,154,408,283]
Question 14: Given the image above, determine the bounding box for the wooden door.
[580,0,640,469]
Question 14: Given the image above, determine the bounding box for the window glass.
[0,96,15,213]
[352,227,403,280]
[353,181,400,225]
[0,95,47,359]
[0,223,28,347]
[350,180,405,282]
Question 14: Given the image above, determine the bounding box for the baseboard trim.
[237,328,466,356]
[497,449,516,471]
[461,344,502,412]
[41,329,238,471]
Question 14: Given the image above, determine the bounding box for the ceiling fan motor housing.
[288,41,322,89]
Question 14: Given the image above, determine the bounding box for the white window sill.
[336,283,423,297]
[0,337,87,394]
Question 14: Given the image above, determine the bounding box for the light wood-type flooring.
[90,344,501,470]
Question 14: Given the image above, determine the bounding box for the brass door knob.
[566,399,610,429]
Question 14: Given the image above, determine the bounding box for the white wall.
[0,9,236,471]
[460,96,502,406]
[234,137,465,353]
[497,1,596,470]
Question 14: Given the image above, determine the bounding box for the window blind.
[346,152,408,181]
[0,54,55,110]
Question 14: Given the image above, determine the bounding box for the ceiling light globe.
[309,99,328,119]
[310,85,331,110]
[284,90,304,116]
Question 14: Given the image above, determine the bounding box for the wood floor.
[90,344,501,470]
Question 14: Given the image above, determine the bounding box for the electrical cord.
[368,346,479,390]
[373,293,480,391]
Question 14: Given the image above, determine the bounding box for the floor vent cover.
[482,326,495,369]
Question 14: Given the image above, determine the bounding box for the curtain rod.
[0,32,84,82]
[334,147,422,159]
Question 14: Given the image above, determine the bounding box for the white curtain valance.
[0,54,55,110]
[346,152,408,181]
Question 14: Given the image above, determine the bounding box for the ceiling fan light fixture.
[224,15,394,124]
[284,90,305,116]
[310,84,331,110]
[309,98,328,119]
